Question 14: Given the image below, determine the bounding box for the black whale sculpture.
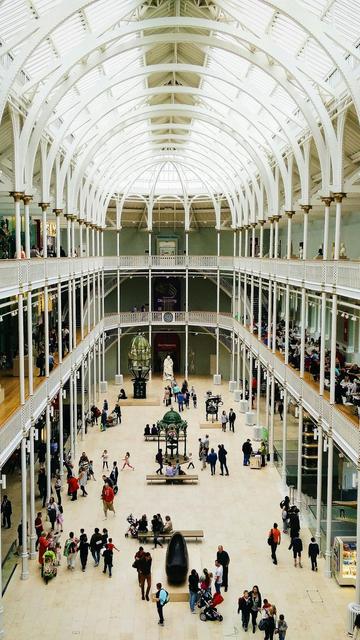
[165,532,189,585]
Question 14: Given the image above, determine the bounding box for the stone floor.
[3,375,353,639]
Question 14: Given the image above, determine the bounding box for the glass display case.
[333,536,356,586]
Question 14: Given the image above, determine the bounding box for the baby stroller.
[42,549,57,584]
[198,590,224,622]
[125,514,138,539]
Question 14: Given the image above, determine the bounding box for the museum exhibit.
[0,1,360,638]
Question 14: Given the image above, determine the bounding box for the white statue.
[340,242,347,259]
[163,354,174,381]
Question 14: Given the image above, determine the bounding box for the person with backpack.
[155,582,169,626]
[268,523,281,565]
[64,531,78,570]
[308,536,320,571]
[138,551,152,600]
[288,534,303,567]
[155,449,163,475]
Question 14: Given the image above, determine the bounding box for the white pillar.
[285,211,294,259]
[59,387,64,477]
[301,206,311,260]
[273,216,279,258]
[269,218,274,259]
[321,198,333,260]
[39,203,49,259]
[355,465,360,601]
[20,434,29,579]
[66,215,71,257]
[259,222,264,258]
[54,209,62,258]
[272,280,277,354]
[18,292,25,405]
[319,292,327,396]
[325,434,333,577]
[27,289,34,396]
[329,294,338,405]
[73,371,78,458]
[269,374,275,464]
[80,275,84,341]
[116,230,121,375]
[57,281,63,364]
[281,387,288,487]
[265,370,270,430]
[315,420,323,547]
[267,280,272,350]
[68,279,73,353]
[69,373,74,460]
[29,424,36,558]
[300,288,306,378]
[71,216,75,258]
[256,363,261,427]
[11,191,23,259]
[297,404,303,508]
[72,278,77,349]
[333,193,345,260]
[185,231,189,379]
[284,284,290,365]
[45,403,51,500]
[44,285,50,377]
[216,230,220,376]
[23,195,32,258]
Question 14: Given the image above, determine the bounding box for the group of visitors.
[238,590,288,639]
[163,380,197,409]
[219,408,236,432]
[198,435,229,475]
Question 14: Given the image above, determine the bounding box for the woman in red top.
[67,474,79,501]
[38,532,49,575]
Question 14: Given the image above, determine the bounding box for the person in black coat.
[228,408,236,432]
[242,439,252,466]
[288,507,300,539]
[1,496,12,528]
[308,536,320,571]
[79,529,89,571]
[237,590,252,631]
[218,444,229,476]
[37,468,47,507]
[289,535,303,567]
[217,545,230,591]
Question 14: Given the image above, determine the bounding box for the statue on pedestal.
[163,354,174,381]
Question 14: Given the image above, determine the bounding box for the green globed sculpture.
[128,333,151,399]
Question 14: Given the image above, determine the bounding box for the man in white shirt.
[214,560,223,594]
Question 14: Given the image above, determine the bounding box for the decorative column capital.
[300,204,312,214]
[10,191,25,202]
[320,197,333,207]
[258,219,265,226]
[38,202,50,211]
[284,210,295,218]
[53,208,63,216]
[272,214,281,222]
[268,216,274,224]
[333,192,346,203]
[78,217,84,225]
[251,222,257,229]
[22,194,33,205]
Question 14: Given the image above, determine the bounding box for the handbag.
[258,619,268,631]
[267,530,273,546]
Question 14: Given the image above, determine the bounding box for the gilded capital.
[320,197,333,207]
[333,192,346,203]
[53,208,63,216]
[300,204,312,214]
[10,191,24,202]
[22,194,33,205]
[38,202,50,211]
[284,210,295,218]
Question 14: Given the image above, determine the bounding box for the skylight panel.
[23,39,57,77]
[0,0,32,42]
[270,15,307,53]
[297,38,333,80]
[32,0,62,16]
[331,0,360,43]
[221,0,274,36]
[51,13,87,55]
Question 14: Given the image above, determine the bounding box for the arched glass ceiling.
[1,0,360,207]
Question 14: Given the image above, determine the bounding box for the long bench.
[146,474,198,484]
[138,529,204,543]
[144,435,186,441]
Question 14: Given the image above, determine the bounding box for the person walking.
[37,468,47,507]
[64,531,78,570]
[133,546,145,586]
[268,523,281,565]
[288,534,303,567]
[90,527,103,566]
[35,512,43,550]
[220,410,228,432]
[216,545,230,591]
[249,585,262,633]
[79,529,89,571]
[152,514,163,549]
[1,495,12,528]
[155,449,163,475]
[228,408,236,432]
[238,590,252,632]
[67,473,79,501]
[155,582,169,626]
[46,497,58,530]
[308,536,320,571]
[103,538,119,577]
[121,451,134,470]
[188,569,199,613]
[54,475,62,505]
[110,461,119,489]
[100,409,107,431]
[214,560,223,594]
[138,551,152,600]
[101,449,109,470]
[101,482,115,518]
[200,444,207,471]
[38,531,49,576]
[218,444,229,476]
[277,400,284,421]
[242,439,252,466]
[277,614,288,640]
[207,448,217,475]
[78,467,88,497]
[264,605,277,640]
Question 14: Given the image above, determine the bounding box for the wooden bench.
[146,474,198,485]
[138,529,204,543]
[144,435,165,441]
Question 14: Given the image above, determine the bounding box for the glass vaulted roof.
[1,0,360,203]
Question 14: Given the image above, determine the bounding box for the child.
[102,450,109,470]
[308,536,320,571]
[121,452,134,470]
[55,541,62,566]
[192,392,197,408]
[187,453,195,470]
[277,614,288,640]
[88,460,96,481]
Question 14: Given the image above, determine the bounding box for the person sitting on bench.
[144,424,151,436]
[151,424,158,436]
[163,515,173,534]
[165,464,175,477]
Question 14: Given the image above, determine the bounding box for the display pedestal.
[99,381,108,393]
[115,374,123,385]
[253,426,263,441]
[133,379,147,399]
[228,380,236,392]
[245,411,255,426]
[213,374,221,385]
[239,400,248,414]
[347,603,360,635]
[234,389,242,402]
[200,421,221,429]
